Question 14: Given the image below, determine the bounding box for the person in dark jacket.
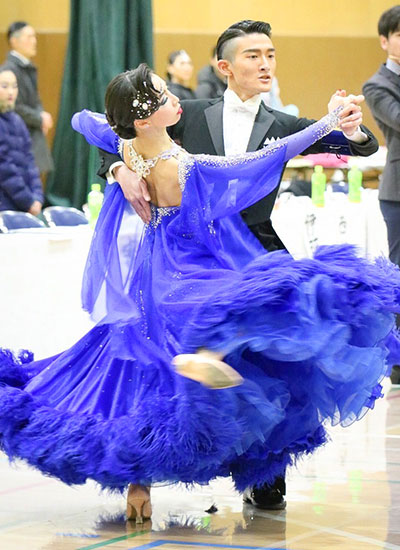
[195,46,227,99]
[363,5,400,384]
[0,66,43,214]
[166,50,196,100]
[4,21,53,176]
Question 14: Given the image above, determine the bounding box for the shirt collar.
[223,88,261,111]
[386,58,400,76]
[10,50,31,65]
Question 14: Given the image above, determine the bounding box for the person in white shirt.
[97,19,379,509]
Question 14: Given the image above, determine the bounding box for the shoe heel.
[126,485,152,523]
[127,500,145,523]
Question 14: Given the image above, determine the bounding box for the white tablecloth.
[0,226,94,359]
[271,189,389,259]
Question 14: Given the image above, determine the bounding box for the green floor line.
[76,529,149,550]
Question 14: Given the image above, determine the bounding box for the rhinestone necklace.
[126,139,183,179]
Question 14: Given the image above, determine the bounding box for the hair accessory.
[131,85,160,119]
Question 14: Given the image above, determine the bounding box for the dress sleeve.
[181,109,341,221]
[71,110,121,154]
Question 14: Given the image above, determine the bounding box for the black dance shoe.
[243,477,287,510]
[391,365,400,385]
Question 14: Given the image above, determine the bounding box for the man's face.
[0,70,18,112]
[11,25,37,59]
[220,33,276,100]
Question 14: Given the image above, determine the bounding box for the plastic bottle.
[311,165,326,207]
[87,183,104,227]
[347,166,362,203]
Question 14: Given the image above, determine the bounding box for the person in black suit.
[98,19,379,509]
[363,5,400,384]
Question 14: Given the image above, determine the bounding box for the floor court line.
[127,541,284,550]
[76,530,149,550]
[0,479,53,496]
[256,510,400,550]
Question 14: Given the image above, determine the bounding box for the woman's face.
[144,74,183,129]
[0,70,18,112]
[167,52,193,83]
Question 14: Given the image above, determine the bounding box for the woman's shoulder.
[0,111,28,136]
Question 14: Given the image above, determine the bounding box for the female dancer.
[1,64,399,523]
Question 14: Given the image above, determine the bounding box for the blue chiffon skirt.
[1,110,399,492]
[1,240,399,492]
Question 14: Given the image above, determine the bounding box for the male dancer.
[98,20,379,509]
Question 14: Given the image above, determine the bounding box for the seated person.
[195,46,227,99]
[0,65,43,214]
[166,50,196,100]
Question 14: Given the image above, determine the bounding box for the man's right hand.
[40,111,53,136]
[28,200,42,216]
[113,164,151,223]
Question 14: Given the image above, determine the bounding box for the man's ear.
[380,35,388,51]
[217,59,233,77]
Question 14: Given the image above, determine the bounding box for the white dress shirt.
[10,50,31,65]
[222,89,261,155]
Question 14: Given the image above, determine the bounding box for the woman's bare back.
[123,141,185,208]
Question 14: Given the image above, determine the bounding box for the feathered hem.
[0,349,326,492]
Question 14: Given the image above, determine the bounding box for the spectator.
[363,4,400,384]
[4,21,54,176]
[166,50,195,100]
[195,46,227,99]
[0,65,44,214]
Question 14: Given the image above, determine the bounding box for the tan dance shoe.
[173,350,243,389]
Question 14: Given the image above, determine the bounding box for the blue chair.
[0,210,46,233]
[43,206,89,227]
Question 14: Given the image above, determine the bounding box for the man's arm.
[363,80,400,132]
[14,100,42,129]
[292,93,378,157]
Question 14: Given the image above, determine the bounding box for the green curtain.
[46,0,153,208]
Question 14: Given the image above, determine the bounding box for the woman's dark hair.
[166,50,186,80]
[0,64,15,75]
[378,6,400,38]
[105,63,161,140]
[216,20,272,61]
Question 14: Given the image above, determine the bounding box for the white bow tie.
[224,97,260,116]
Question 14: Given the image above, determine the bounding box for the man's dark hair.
[378,6,400,37]
[105,63,162,140]
[7,21,29,43]
[216,20,272,61]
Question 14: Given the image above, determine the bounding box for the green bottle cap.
[91,183,101,192]
[314,165,323,173]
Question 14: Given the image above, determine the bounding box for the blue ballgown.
[1,109,400,492]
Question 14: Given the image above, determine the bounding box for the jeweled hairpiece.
[131,82,161,119]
